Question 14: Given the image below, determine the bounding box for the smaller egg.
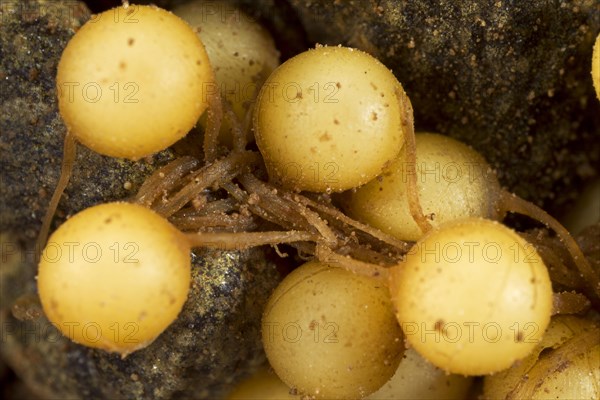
[174,0,280,145]
[483,315,600,399]
[227,368,298,400]
[262,261,404,399]
[367,348,473,400]
[347,133,501,241]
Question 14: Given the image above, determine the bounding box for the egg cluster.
[36,3,598,399]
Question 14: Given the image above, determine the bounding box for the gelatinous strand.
[519,230,585,290]
[222,99,247,152]
[239,174,411,255]
[551,292,591,315]
[135,156,201,208]
[295,206,338,247]
[239,174,338,247]
[153,151,260,217]
[36,131,76,254]
[185,230,318,250]
[315,243,389,280]
[172,199,240,225]
[236,174,316,231]
[337,242,401,267]
[497,191,600,303]
[146,162,408,275]
[291,193,412,253]
[221,181,300,229]
[240,85,259,144]
[234,174,409,271]
[171,213,257,232]
[394,87,431,235]
[592,33,600,100]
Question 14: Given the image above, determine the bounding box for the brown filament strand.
[498,190,600,302]
[175,198,238,218]
[36,131,77,256]
[154,151,259,217]
[221,182,290,228]
[551,292,591,315]
[237,175,314,231]
[222,99,246,152]
[134,156,199,207]
[171,214,256,232]
[395,86,431,235]
[315,243,389,281]
[240,174,337,246]
[185,230,318,250]
[288,192,412,253]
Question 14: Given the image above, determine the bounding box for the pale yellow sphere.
[254,45,405,192]
[389,218,553,376]
[37,202,191,355]
[593,33,600,100]
[483,315,600,399]
[262,261,404,399]
[57,5,212,159]
[348,133,501,242]
[367,348,473,400]
[227,369,297,400]
[174,0,280,144]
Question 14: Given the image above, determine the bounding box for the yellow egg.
[174,0,280,145]
[483,315,600,399]
[368,348,473,400]
[389,218,553,375]
[262,261,404,399]
[56,5,212,159]
[347,133,501,241]
[227,368,298,400]
[37,202,191,355]
[254,45,406,192]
